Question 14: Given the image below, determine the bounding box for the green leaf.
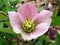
[0,11,10,26]
[9,7,17,11]
[0,28,18,38]
[0,13,7,20]
[4,21,10,27]
[0,0,3,8]
[11,40,17,45]
[34,37,42,45]
[0,37,9,45]
[51,16,60,26]
[0,22,3,29]
[10,0,22,4]
[2,6,9,13]
[56,0,60,5]
[56,32,60,45]
[34,35,49,45]
[10,0,16,2]
[38,6,44,12]
[49,43,55,45]
[3,0,10,5]
[52,8,58,17]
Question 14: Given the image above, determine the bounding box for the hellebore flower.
[8,3,52,41]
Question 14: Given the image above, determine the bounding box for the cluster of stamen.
[22,20,35,33]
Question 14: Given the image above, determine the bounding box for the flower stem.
[30,40,34,45]
[22,40,25,45]
[17,38,20,45]
[27,41,31,45]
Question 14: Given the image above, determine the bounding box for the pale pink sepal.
[31,19,51,39]
[32,10,52,24]
[17,3,38,19]
[8,11,22,33]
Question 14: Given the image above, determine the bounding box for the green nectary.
[22,20,35,33]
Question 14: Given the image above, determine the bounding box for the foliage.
[0,0,60,45]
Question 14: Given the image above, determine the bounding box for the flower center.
[22,20,35,33]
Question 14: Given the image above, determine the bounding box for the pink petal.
[21,31,32,41]
[32,10,52,24]
[31,18,51,39]
[17,3,38,19]
[8,11,22,33]
[17,12,24,22]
